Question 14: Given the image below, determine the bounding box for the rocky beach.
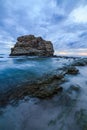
[1,0,87,129]
[0,35,87,130]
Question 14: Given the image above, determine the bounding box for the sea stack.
[10,35,54,56]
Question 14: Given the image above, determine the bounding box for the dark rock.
[0,72,65,106]
[10,35,54,56]
[72,58,87,66]
[66,85,81,100]
[60,65,79,75]
[75,109,87,130]
[68,85,81,92]
[66,66,79,75]
[58,85,80,106]
[11,73,64,99]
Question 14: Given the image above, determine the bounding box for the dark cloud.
[0,0,87,51]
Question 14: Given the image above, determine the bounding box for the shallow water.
[0,54,87,130]
[0,56,74,92]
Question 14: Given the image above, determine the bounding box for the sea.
[0,44,87,130]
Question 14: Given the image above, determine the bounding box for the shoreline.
[0,56,87,107]
[0,56,87,130]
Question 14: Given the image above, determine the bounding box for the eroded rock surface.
[0,72,64,106]
[10,35,54,56]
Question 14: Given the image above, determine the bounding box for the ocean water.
[0,48,87,130]
[0,56,68,92]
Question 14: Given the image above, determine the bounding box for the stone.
[61,65,79,75]
[10,35,54,56]
[0,72,64,106]
[73,58,87,66]
[66,66,79,75]
[75,109,87,130]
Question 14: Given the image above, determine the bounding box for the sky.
[0,0,87,55]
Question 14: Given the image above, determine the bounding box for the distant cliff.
[10,35,54,56]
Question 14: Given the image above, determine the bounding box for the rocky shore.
[1,35,87,107]
[0,56,86,107]
[1,54,87,130]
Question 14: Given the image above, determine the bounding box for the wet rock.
[58,84,80,106]
[61,65,79,75]
[66,66,79,75]
[72,58,87,66]
[68,85,81,92]
[75,109,87,130]
[10,35,54,56]
[67,85,81,100]
[0,58,82,107]
[11,73,64,99]
[0,72,65,106]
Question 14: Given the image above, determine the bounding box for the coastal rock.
[66,66,79,75]
[75,109,87,130]
[0,72,64,106]
[61,66,79,75]
[10,35,54,56]
[72,58,87,66]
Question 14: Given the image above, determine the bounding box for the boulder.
[66,66,79,75]
[10,35,54,56]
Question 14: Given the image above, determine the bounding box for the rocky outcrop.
[0,72,64,106]
[10,35,54,56]
[0,58,81,107]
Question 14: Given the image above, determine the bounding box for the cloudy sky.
[0,0,87,55]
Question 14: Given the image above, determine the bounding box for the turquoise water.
[0,52,87,130]
[0,55,72,93]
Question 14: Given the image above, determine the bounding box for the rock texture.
[10,35,54,56]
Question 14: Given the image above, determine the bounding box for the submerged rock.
[10,35,54,56]
[75,109,87,130]
[58,84,80,106]
[66,66,79,75]
[61,66,79,75]
[0,72,65,106]
[72,58,87,66]
[0,57,82,107]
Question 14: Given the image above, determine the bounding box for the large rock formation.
[10,35,54,56]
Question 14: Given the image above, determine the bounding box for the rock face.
[10,35,54,56]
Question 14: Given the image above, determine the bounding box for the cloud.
[69,5,87,23]
[0,0,87,54]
